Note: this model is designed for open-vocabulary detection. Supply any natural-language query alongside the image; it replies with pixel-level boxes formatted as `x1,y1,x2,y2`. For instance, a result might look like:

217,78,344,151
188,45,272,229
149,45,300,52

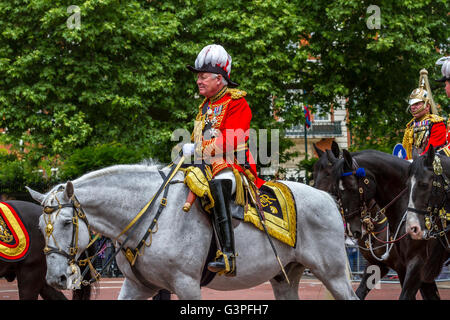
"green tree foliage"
0,0,448,188
0,0,301,166
0,148,57,195
297,156,318,185
58,142,152,180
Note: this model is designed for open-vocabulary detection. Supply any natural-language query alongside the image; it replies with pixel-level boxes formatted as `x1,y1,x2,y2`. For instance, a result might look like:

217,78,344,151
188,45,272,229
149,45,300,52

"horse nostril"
353,231,361,239
59,274,67,284
411,226,418,234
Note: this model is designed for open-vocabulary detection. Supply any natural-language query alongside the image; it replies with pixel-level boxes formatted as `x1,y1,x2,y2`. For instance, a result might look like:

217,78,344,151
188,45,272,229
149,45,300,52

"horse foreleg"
118,277,158,300
270,262,304,300
308,253,358,300
355,264,389,300
419,281,440,300
40,283,67,300
399,256,422,300
171,275,202,300
16,267,43,300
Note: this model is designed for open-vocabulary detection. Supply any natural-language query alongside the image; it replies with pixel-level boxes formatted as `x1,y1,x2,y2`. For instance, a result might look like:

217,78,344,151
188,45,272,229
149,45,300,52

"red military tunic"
402,113,447,159
191,87,265,188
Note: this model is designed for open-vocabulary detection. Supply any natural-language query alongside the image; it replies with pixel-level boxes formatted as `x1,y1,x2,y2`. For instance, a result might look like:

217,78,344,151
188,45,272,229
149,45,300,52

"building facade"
281,98,350,181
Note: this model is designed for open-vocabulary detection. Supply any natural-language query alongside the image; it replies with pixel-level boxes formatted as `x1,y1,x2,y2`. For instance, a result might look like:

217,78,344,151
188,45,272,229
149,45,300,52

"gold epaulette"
428,114,444,123
227,88,247,100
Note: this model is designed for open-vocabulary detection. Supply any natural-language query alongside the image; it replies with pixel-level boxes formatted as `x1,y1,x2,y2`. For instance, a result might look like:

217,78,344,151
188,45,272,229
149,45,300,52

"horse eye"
418,182,429,188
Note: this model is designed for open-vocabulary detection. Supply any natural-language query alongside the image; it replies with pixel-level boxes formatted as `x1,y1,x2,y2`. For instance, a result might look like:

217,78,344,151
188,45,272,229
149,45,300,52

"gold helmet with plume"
407,69,438,115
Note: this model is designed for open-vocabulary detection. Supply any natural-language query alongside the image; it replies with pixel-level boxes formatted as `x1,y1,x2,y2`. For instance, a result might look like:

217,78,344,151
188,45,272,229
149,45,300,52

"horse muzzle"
407,223,424,240
46,258,81,290
66,263,82,290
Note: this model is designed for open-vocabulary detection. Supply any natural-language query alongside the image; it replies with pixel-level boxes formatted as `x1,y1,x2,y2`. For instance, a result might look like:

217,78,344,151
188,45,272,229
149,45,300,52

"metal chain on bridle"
337,159,409,261
407,155,450,249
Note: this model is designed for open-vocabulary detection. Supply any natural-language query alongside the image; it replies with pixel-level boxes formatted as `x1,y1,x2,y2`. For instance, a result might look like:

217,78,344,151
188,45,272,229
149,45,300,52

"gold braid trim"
210,86,228,103
441,146,450,157
402,114,445,159
191,97,207,143
227,88,247,99
232,168,245,206
402,119,414,160
244,169,256,182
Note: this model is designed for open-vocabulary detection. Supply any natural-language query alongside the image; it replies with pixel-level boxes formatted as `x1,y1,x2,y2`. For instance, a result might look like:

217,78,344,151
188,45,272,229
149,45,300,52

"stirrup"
208,250,236,276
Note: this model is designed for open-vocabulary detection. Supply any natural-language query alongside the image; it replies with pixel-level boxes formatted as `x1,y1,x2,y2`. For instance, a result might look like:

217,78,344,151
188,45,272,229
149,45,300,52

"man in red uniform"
402,86,446,159
183,44,264,276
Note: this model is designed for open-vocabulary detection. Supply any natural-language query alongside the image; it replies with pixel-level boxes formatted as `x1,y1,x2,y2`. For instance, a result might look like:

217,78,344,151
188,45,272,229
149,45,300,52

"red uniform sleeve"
421,122,447,155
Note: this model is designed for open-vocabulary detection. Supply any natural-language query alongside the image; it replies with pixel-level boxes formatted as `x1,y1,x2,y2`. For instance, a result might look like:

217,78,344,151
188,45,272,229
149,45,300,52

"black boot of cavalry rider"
207,179,236,276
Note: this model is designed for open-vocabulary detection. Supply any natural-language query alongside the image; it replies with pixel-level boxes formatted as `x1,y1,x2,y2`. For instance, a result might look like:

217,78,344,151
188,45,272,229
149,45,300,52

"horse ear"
26,187,46,204
343,149,353,171
65,181,74,199
425,145,436,167
313,143,324,157
331,141,340,158
326,149,338,164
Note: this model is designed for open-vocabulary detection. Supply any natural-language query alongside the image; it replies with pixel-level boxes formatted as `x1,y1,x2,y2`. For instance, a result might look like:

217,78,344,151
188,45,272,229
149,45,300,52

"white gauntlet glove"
182,143,195,156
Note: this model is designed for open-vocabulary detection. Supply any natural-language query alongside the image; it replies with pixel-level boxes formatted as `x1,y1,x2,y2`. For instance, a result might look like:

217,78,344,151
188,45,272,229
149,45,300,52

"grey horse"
27,162,358,300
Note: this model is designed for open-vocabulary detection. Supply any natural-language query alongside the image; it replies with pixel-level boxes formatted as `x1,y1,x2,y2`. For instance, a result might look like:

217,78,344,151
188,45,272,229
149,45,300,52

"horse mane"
73,159,164,184
408,155,426,176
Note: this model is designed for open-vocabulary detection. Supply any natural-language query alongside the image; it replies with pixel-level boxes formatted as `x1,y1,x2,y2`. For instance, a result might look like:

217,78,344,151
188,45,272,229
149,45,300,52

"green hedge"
58,143,152,181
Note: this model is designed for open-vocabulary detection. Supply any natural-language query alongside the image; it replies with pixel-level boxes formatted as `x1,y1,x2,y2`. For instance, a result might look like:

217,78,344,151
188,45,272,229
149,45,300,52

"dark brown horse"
0,200,92,300
313,145,441,300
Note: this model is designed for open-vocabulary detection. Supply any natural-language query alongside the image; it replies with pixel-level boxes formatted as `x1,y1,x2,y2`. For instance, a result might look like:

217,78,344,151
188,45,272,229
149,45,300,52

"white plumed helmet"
435,56,450,82
187,44,238,87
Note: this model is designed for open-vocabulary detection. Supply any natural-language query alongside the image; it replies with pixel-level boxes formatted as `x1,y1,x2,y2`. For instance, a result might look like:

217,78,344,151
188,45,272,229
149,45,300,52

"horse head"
27,182,91,290
333,150,378,239
313,141,340,192
406,145,450,240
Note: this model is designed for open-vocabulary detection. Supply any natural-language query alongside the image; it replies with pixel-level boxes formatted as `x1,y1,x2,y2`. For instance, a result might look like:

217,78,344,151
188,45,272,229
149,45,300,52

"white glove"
182,143,195,156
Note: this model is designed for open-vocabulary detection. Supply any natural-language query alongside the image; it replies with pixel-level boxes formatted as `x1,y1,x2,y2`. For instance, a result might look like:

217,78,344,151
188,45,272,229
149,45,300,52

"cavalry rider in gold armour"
402,70,447,160
183,44,265,276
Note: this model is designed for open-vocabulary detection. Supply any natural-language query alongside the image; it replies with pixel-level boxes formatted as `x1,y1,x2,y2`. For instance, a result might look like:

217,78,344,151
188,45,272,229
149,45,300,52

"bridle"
337,160,390,233
337,159,409,261
407,155,450,248
42,185,92,267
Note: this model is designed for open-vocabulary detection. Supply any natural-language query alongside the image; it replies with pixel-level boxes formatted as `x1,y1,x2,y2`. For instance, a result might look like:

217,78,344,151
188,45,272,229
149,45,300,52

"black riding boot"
207,179,236,276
